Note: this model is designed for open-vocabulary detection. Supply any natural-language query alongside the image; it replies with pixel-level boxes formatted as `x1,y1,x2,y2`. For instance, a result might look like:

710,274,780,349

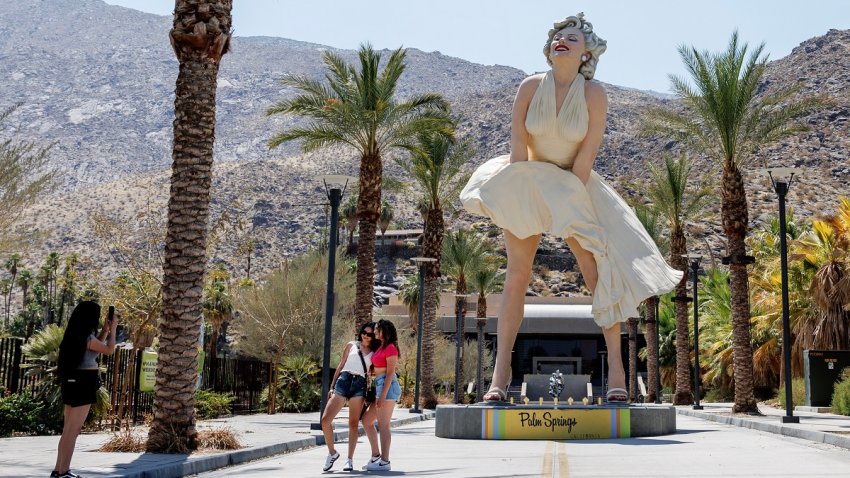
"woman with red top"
320,321,380,472
361,319,401,472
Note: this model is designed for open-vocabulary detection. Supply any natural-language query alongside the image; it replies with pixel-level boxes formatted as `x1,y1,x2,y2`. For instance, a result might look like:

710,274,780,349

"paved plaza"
1,404,849,477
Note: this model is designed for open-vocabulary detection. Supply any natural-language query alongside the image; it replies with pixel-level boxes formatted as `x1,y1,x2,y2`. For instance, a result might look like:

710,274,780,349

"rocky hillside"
4,0,848,296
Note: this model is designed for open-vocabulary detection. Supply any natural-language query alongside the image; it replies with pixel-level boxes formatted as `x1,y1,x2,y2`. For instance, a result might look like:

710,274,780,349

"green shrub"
262,355,321,413
0,392,62,436
195,390,236,419
831,368,850,416
703,387,734,403
777,378,807,409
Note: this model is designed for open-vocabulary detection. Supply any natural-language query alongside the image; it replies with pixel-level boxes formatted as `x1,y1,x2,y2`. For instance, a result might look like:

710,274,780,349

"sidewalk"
676,402,850,450
0,407,435,478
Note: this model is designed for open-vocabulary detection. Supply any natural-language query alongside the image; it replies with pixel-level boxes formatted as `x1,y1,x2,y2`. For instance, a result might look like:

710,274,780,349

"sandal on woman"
482,370,512,402
606,388,629,403
482,387,508,402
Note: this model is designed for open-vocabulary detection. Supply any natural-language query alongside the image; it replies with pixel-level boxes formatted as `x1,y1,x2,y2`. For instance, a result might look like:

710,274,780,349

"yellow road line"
557,442,570,477
541,441,570,477
541,441,554,477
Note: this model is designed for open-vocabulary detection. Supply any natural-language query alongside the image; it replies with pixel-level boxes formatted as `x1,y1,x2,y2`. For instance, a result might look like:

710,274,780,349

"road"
194,414,850,477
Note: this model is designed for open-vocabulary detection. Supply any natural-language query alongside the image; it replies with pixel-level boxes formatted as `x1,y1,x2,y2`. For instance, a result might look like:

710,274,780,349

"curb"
114,411,436,478
677,408,850,451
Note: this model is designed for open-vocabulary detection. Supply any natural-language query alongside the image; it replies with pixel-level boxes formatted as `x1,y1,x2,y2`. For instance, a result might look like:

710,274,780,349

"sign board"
480,408,630,440
803,350,850,406
139,349,158,392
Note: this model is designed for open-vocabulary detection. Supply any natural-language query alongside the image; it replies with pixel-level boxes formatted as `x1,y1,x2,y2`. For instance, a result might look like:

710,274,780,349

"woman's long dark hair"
57,301,101,379
358,321,381,352
376,319,400,359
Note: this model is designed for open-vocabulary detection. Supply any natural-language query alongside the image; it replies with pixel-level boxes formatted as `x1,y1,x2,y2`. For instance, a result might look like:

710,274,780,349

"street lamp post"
599,349,607,398
316,175,355,427
410,257,436,414
764,167,800,424
683,253,703,410
453,294,469,404
654,298,662,404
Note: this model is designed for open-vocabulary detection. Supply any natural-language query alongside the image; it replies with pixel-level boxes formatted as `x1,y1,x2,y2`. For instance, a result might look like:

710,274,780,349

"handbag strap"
356,342,369,377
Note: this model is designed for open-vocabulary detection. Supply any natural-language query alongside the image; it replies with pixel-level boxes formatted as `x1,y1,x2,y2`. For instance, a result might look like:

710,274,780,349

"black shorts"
61,369,101,407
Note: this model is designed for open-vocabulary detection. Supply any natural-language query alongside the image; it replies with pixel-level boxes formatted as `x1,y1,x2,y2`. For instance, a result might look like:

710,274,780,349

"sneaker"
323,451,340,471
342,458,354,471
361,454,381,471
366,459,391,471
50,472,81,478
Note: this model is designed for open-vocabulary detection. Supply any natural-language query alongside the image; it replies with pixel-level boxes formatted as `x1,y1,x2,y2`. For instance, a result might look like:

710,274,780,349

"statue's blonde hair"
543,12,607,80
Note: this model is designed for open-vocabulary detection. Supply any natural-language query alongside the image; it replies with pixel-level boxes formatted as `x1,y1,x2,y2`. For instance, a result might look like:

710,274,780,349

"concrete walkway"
677,402,850,450
2,402,848,478
0,407,435,478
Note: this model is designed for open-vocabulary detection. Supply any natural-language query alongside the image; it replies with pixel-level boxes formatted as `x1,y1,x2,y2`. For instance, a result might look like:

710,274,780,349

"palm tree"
202,265,233,362
379,200,394,237
267,44,452,331
16,269,32,307
794,198,850,351
147,1,232,453
639,154,711,404
632,204,667,402
397,274,421,332
469,258,504,401
442,227,494,400
4,253,20,326
394,131,472,408
341,195,358,248
749,213,807,382
643,32,824,413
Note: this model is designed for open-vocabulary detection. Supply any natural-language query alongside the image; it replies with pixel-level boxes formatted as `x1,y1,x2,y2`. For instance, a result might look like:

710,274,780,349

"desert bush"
195,390,236,419
831,368,850,416
0,392,62,436
262,355,321,413
198,427,242,449
777,377,807,409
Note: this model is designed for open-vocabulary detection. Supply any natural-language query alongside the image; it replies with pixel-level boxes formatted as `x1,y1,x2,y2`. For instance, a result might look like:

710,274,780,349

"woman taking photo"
52,301,117,478
361,319,401,472
321,321,380,472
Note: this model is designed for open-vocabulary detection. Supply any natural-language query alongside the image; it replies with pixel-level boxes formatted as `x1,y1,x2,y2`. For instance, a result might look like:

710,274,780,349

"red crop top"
371,343,398,368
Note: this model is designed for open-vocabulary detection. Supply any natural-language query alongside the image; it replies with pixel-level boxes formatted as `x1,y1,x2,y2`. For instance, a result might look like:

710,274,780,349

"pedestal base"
435,403,676,440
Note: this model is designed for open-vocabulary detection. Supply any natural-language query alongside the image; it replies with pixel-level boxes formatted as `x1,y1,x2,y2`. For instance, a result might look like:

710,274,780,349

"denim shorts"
375,373,401,401
333,371,366,399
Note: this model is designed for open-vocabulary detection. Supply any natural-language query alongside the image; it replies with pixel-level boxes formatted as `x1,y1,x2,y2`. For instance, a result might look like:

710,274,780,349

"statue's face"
549,26,586,63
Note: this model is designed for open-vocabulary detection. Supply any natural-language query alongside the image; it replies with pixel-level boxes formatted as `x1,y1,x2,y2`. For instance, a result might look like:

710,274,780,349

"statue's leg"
565,237,626,394
484,230,540,400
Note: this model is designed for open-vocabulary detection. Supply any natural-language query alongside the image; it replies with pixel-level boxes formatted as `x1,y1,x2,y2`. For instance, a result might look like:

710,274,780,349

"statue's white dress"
460,71,682,328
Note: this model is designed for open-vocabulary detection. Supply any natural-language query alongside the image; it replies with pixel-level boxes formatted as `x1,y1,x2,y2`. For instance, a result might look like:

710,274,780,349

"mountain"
3,0,848,290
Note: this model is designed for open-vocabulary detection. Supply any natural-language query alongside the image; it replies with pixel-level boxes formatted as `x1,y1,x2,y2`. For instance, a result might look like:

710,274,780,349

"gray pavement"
2,403,849,478
194,414,850,477
0,406,434,478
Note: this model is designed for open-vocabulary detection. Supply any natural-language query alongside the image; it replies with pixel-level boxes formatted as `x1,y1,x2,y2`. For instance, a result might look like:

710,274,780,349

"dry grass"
98,428,146,453
198,427,242,450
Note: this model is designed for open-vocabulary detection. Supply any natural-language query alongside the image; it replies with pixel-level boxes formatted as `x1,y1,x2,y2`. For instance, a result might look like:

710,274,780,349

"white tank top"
338,341,372,376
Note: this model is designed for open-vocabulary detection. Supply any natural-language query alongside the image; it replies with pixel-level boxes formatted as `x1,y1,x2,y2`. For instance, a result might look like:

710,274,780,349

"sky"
104,0,849,93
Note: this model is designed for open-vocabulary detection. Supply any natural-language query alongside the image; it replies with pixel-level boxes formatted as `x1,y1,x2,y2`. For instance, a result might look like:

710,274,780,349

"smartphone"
107,305,115,324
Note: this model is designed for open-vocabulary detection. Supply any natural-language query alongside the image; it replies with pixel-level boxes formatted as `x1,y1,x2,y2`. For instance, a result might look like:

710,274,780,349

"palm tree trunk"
454,286,467,398
147,0,232,453
644,296,659,403
671,227,692,405
722,164,758,413
420,208,444,409
476,295,487,402
354,153,382,331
